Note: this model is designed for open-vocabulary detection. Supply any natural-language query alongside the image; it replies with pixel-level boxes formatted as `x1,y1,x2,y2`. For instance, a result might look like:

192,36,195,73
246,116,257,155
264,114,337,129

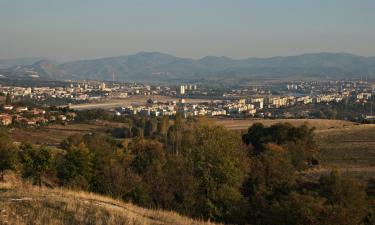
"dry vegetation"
313,124,375,179
0,174,220,225
214,118,375,180
213,118,356,130
8,118,375,180
10,121,118,146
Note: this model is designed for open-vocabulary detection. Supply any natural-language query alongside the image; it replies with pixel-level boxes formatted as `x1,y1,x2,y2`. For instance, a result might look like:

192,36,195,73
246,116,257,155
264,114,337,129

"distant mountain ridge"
0,57,46,68
3,52,375,83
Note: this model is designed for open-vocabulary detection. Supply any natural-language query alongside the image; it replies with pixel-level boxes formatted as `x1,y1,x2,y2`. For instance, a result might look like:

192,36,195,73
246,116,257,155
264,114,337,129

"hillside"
213,118,375,180
0,177,219,225
0,57,45,68
4,52,375,82
2,118,373,224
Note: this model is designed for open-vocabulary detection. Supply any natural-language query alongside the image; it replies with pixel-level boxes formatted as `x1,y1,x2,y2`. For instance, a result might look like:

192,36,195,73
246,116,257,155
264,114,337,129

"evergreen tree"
20,145,53,186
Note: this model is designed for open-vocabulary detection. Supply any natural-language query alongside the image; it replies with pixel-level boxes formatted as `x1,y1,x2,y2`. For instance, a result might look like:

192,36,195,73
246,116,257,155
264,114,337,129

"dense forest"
0,114,374,225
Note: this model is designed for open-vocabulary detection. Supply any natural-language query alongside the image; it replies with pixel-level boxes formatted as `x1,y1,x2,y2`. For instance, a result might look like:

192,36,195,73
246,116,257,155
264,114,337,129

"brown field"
214,118,375,180
69,95,213,110
213,118,356,131
313,124,375,179
0,178,219,225
10,121,124,146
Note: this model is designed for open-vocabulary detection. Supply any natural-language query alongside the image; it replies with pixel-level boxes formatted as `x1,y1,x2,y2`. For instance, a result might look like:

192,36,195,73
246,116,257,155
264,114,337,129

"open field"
214,118,375,180
315,124,375,179
10,121,122,146
316,124,375,166
0,177,219,225
213,118,357,131
69,95,213,110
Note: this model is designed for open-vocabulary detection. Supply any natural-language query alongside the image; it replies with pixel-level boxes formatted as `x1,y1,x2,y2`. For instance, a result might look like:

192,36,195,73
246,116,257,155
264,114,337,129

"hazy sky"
0,0,374,61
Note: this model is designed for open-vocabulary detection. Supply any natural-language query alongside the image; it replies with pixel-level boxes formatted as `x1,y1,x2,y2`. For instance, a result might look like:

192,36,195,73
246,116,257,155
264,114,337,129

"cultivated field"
213,118,356,131
10,121,119,146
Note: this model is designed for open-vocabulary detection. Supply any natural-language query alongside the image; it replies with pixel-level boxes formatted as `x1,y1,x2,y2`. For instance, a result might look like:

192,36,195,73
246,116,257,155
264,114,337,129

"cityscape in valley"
0,78,375,127
1,1,375,225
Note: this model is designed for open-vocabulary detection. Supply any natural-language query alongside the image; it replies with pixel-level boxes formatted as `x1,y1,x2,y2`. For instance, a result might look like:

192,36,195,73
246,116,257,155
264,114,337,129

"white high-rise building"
100,82,106,91
179,85,185,95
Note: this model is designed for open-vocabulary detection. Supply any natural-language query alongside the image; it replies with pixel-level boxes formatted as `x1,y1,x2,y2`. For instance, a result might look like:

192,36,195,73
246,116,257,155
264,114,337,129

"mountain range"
1,52,375,83
0,57,45,69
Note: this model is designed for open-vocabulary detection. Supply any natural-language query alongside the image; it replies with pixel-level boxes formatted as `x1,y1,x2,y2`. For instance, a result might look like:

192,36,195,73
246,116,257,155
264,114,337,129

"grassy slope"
0,181,219,225
313,124,375,180
214,118,375,180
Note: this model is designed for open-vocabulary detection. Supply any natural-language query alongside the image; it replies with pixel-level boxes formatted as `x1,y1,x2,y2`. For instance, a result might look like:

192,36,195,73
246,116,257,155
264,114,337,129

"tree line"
0,115,374,225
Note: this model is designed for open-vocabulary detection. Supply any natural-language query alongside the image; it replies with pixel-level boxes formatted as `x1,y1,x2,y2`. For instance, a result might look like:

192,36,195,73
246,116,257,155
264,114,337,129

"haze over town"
1,1,375,225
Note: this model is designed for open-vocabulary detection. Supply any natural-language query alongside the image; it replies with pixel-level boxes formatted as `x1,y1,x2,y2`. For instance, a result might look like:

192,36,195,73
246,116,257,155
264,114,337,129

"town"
0,79,374,126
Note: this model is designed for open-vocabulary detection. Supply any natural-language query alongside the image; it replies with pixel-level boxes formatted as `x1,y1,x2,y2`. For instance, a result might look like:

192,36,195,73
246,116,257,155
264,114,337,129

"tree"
57,143,92,188
20,145,53,186
169,113,183,154
0,132,17,181
185,123,249,222
265,191,327,225
101,149,139,200
242,144,297,224
242,123,269,153
111,127,132,138
131,126,144,138
125,139,169,207
164,155,197,215
157,116,169,136
144,118,158,137
130,139,165,175
318,171,369,225
5,93,12,105
82,133,116,193
242,123,319,169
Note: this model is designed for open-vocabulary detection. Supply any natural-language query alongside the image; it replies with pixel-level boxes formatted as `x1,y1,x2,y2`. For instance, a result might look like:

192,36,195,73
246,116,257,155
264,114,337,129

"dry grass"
304,124,375,180
0,180,220,225
10,121,120,146
214,118,356,131
214,118,375,180
316,124,375,166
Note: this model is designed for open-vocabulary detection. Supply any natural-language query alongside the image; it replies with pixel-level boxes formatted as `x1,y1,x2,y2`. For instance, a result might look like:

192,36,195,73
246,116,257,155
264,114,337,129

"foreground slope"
0,180,219,225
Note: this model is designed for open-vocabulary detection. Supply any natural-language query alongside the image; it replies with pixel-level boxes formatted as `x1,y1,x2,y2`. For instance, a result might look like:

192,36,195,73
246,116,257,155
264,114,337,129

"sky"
0,0,374,61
